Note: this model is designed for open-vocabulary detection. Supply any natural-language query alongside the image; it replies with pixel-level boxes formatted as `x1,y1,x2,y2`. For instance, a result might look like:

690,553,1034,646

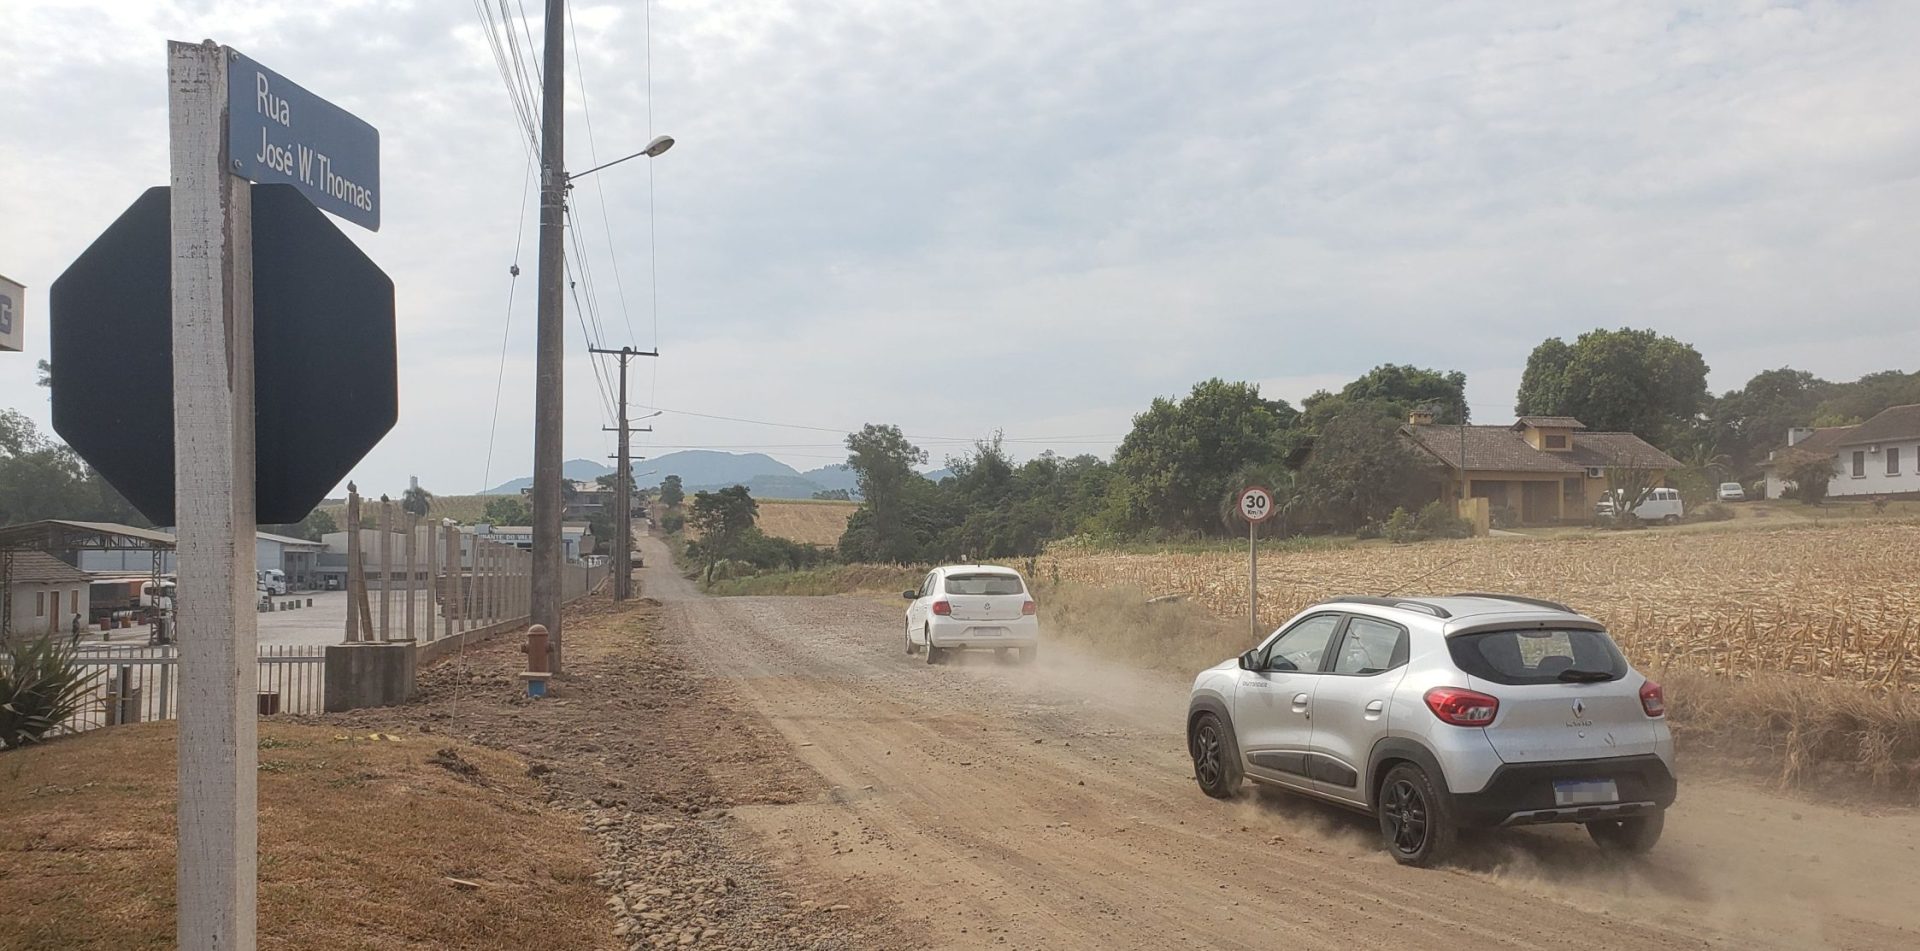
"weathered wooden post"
403,513,417,641
344,485,362,643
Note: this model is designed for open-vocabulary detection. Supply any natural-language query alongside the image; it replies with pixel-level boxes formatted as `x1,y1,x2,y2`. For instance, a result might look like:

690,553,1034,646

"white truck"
257,568,288,595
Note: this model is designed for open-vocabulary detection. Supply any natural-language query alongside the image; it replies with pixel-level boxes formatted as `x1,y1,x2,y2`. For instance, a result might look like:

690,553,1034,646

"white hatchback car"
902,565,1039,665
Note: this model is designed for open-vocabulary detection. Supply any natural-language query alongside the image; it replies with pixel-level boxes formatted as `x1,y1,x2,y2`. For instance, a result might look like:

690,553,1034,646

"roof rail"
1450,591,1574,613
1325,595,1452,619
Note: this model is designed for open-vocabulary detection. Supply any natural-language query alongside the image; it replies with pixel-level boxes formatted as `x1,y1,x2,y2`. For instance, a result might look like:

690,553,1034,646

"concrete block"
323,641,418,712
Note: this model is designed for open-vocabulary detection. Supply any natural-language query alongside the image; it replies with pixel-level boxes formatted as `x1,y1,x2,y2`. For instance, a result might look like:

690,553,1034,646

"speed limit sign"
1239,486,1275,523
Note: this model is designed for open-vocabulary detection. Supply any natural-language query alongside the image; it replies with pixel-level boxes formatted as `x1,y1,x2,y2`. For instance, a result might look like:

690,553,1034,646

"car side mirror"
902,590,918,601
1238,650,1256,671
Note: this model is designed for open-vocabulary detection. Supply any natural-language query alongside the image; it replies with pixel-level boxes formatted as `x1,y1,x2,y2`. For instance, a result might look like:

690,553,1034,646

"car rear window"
943,573,1025,596
1448,629,1628,685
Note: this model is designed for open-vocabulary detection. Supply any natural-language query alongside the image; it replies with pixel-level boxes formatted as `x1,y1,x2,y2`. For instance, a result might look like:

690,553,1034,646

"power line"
479,155,538,493
566,0,637,348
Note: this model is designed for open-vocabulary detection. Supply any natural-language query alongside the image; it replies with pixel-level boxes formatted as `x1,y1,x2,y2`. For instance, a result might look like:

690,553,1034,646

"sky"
4,0,1918,497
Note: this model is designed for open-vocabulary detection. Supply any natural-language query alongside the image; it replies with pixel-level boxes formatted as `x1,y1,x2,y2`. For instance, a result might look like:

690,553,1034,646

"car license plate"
1553,779,1618,806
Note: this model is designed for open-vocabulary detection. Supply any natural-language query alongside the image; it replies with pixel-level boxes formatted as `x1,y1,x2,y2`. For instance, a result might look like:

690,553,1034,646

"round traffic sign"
1239,486,1275,523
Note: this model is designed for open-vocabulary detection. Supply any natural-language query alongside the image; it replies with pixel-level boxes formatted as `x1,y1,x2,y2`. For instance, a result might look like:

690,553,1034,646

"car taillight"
1021,600,1037,616
1424,687,1499,726
931,600,951,616
1639,679,1666,718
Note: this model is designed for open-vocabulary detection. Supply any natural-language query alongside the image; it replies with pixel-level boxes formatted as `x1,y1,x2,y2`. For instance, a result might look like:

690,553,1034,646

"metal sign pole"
169,40,258,950
1248,517,1258,641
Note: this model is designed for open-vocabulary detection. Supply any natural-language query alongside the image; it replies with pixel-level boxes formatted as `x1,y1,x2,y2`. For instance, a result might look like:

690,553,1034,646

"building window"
1891,447,1903,476
1544,434,1567,449
35,591,45,617
1853,451,1866,477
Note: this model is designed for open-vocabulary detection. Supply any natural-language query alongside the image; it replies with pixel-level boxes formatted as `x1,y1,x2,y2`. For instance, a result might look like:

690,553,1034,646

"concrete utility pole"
169,40,259,950
531,0,568,672
591,346,657,601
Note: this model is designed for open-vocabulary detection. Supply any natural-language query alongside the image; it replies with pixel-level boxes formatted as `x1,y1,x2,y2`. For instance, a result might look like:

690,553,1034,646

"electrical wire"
479,154,537,493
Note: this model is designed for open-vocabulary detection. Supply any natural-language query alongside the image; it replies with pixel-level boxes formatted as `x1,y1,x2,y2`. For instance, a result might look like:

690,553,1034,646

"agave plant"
0,633,100,750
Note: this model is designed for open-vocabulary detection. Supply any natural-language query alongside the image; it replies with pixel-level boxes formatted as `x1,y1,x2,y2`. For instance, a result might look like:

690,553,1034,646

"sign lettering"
226,50,380,231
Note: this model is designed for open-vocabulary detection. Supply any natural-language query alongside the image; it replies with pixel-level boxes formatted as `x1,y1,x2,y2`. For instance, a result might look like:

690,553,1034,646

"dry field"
1038,522,1920,691
681,498,857,546
318,492,495,526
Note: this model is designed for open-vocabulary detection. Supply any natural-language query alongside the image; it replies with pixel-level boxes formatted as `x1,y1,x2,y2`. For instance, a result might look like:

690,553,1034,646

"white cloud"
4,0,1918,499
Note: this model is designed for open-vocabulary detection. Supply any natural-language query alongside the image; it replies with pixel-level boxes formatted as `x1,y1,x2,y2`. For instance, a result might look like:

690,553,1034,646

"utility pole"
531,0,568,673
591,345,657,600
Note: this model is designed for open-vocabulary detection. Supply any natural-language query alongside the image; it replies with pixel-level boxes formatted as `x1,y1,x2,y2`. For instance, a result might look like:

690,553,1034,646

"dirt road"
637,536,1920,950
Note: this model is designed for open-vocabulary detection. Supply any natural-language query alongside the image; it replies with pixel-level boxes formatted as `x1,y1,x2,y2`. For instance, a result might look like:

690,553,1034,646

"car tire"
924,626,944,665
1189,712,1243,799
1587,810,1664,854
1377,763,1457,867
905,623,920,656
1663,514,1680,525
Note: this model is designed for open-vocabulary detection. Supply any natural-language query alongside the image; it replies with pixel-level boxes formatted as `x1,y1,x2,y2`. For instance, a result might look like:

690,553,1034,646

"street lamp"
568,135,675,182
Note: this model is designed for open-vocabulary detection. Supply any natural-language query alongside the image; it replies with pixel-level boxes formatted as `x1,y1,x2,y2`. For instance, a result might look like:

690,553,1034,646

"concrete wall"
1830,441,1920,498
6,581,91,639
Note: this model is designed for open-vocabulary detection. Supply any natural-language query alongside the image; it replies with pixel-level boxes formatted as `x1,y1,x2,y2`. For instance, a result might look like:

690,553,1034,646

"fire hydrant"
518,623,552,698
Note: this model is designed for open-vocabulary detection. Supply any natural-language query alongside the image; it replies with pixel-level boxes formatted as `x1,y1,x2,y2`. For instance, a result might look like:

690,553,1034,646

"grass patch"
702,564,924,597
0,721,613,950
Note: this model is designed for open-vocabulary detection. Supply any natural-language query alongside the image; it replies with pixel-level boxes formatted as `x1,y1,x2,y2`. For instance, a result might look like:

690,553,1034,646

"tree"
687,485,758,582
812,488,851,501
839,424,931,563
1297,404,1430,532
658,475,684,509
35,360,51,389
1701,367,1828,475
1781,452,1835,505
401,483,434,517
1111,379,1299,534
1335,364,1470,424
266,507,338,541
1514,328,1709,444
483,495,530,525
0,408,146,526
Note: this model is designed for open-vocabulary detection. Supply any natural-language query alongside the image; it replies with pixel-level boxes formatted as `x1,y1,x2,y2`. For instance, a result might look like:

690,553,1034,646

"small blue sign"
226,50,381,231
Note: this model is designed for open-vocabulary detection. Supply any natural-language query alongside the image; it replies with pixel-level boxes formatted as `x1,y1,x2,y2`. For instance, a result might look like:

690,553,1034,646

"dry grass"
1039,522,1920,691
703,563,922,598
754,499,858,546
0,722,613,951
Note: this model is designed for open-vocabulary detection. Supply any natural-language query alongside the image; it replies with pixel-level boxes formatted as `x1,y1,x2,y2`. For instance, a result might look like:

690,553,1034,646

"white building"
1763,404,1920,500
5,552,92,639
462,523,596,564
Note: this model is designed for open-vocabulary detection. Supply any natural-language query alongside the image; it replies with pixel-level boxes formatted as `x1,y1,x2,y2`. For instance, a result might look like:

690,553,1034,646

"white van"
1596,487,1685,524
257,569,288,595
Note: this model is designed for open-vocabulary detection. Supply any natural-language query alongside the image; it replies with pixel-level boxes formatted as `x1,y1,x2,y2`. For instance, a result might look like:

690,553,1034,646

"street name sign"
227,49,380,231
0,273,22,352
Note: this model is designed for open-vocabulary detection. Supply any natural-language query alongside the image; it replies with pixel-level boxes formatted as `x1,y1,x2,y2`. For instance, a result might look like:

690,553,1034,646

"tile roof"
1761,425,1856,465
7,551,92,585
1403,425,1584,473
1563,433,1684,470
1513,416,1588,430
1403,425,1679,473
1843,403,1920,446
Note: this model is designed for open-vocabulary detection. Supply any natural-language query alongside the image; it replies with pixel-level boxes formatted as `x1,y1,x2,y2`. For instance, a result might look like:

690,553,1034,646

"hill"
485,458,614,495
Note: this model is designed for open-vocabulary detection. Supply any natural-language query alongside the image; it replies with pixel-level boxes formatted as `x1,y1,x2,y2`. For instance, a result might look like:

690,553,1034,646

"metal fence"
15,644,327,737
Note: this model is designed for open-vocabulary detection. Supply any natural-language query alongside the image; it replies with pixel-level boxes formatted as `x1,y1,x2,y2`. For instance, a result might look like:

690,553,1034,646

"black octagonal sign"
50,184,396,525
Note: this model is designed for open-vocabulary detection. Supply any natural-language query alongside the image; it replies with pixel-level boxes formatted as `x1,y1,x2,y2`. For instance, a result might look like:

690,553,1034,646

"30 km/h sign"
1239,486,1276,523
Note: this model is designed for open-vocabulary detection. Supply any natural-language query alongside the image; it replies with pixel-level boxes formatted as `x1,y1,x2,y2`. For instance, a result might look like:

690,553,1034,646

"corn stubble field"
1039,523,1920,692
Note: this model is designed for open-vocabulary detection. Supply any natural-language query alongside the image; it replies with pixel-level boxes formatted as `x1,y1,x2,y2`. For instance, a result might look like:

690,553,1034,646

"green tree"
1112,379,1299,534
36,360,51,389
1335,364,1470,424
266,507,338,541
658,475,684,509
1297,404,1430,532
1781,452,1834,505
482,495,531,525
0,409,146,526
1701,367,1828,475
401,483,434,517
839,424,931,563
1514,328,1709,444
687,485,759,582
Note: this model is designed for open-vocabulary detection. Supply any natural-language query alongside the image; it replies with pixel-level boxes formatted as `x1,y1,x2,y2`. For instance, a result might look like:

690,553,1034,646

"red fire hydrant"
519,623,552,698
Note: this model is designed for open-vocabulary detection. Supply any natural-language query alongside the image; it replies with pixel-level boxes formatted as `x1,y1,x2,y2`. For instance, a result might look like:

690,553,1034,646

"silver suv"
1186,593,1675,866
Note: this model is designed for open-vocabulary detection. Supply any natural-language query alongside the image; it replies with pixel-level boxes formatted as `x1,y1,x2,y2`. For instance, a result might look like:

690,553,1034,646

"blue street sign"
226,50,381,231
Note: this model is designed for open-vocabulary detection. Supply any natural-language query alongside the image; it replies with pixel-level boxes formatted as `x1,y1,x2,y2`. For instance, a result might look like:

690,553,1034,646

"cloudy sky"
4,0,1917,497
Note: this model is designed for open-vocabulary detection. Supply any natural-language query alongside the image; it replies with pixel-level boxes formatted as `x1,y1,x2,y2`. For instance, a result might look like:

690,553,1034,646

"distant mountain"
799,464,861,493
484,458,615,495
922,467,953,483
644,450,801,488
688,474,836,500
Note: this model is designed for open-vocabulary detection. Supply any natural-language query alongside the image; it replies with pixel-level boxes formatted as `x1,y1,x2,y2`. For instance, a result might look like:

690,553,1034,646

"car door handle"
1291,693,1310,716
1364,699,1385,721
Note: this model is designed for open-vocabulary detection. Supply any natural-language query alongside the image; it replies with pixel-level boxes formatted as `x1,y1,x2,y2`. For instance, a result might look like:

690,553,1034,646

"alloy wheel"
1383,779,1429,856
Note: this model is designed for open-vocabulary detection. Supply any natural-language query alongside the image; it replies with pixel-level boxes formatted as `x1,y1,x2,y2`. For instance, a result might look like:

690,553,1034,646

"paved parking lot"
75,590,455,648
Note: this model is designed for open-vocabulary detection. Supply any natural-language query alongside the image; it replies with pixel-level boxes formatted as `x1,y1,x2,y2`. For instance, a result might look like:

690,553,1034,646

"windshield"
943,573,1025,596
1447,628,1628,685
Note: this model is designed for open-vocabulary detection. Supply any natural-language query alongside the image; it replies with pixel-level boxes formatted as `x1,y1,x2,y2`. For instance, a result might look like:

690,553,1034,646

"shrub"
1490,506,1520,530
1383,507,1418,544
660,512,685,534
1414,500,1473,539
1691,502,1734,523
1,634,98,750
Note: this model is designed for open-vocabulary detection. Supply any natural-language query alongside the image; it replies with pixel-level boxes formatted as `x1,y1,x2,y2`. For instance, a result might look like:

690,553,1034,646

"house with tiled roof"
1761,404,1920,500
1398,411,1682,525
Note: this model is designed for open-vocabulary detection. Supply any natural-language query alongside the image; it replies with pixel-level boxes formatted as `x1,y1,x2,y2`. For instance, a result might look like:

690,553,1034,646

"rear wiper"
1556,669,1614,683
